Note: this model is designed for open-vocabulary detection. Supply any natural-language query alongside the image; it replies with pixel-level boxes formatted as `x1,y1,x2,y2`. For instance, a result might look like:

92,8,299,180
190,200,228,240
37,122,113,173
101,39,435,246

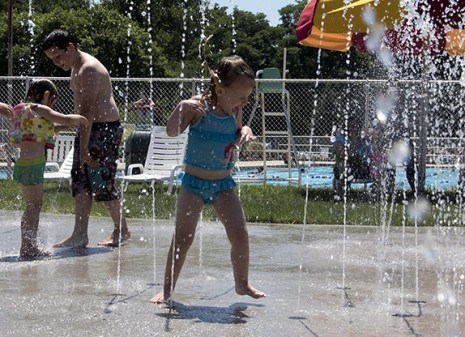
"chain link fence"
1,76,464,185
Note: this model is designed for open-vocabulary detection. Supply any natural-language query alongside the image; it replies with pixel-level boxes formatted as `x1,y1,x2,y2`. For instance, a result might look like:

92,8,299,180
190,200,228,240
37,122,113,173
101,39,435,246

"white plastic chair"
44,147,74,185
46,132,75,171
121,126,188,194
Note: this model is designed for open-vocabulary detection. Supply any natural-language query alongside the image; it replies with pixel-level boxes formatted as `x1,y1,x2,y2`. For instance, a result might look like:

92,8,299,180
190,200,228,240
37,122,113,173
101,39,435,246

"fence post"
418,80,428,193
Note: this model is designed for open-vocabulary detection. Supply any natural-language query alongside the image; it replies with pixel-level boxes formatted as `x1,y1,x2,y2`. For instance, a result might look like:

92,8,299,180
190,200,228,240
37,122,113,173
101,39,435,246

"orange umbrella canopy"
296,0,465,55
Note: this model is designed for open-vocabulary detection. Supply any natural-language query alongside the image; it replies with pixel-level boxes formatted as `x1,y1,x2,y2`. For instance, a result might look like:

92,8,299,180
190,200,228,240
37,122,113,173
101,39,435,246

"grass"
0,179,461,226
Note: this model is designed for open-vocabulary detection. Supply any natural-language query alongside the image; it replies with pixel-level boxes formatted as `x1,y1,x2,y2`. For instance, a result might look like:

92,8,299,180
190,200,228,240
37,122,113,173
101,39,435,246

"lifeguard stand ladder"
255,68,301,185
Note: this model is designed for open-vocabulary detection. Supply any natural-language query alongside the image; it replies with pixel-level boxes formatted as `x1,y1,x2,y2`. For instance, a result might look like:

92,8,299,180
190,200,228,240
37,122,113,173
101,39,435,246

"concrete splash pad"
0,210,464,336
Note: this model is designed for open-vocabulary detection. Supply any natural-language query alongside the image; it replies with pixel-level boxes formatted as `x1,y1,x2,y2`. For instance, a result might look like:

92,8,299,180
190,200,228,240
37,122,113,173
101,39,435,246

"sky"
92,1,295,26
210,0,295,26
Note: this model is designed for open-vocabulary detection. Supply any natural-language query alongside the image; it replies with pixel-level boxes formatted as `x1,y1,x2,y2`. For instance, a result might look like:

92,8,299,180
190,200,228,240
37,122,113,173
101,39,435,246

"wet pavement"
0,210,464,337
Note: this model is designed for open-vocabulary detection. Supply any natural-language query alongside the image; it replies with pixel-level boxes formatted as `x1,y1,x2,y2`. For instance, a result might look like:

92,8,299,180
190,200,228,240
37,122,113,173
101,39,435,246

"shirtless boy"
43,29,130,247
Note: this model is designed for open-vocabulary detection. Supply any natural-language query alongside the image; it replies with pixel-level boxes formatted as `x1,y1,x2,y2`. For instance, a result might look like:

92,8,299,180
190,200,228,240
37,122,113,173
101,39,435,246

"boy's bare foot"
150,290,170,304
20,247,51,259
53,235,89,248
236,284,267,299
97,228,131,247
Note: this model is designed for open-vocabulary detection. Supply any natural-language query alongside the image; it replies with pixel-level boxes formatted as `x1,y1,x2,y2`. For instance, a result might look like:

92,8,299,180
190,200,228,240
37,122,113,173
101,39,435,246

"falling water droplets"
421,230,438,265
460,59,465,87
330,125,337,142
407,197,430,223
366,26,382,51
376,110,388,123
437,279,457,306
389,140,411,166
362,5,376,26
26,0,36,75
375,90,397,124
378,48,395,67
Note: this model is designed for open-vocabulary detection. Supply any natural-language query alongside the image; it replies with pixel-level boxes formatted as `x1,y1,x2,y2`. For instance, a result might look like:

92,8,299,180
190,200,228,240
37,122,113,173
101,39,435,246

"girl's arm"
234,107,255,145
35,104,90,166
35,106,89,164
0,102,13,120
166,96,204,137
238,125,255,144
54,125,77,133
33,104,88,128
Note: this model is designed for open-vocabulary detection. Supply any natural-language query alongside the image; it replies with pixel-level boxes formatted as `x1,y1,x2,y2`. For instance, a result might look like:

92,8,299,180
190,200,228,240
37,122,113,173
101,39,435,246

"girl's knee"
229,229,249,247
174,231,196,247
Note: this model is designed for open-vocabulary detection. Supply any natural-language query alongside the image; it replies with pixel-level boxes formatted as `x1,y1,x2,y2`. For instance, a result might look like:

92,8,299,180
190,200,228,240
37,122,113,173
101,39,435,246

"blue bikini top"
184,103,238,171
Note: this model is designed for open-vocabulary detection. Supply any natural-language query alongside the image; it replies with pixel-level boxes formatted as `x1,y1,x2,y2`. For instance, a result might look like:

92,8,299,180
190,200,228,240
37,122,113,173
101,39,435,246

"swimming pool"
233,165,460,190
1,166,458,191
0,170,8,180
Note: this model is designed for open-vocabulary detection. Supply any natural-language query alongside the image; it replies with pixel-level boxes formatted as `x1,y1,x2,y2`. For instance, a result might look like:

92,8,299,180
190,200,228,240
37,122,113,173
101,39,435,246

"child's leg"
151,189,203,303
20,184,48,257
54,191,92,248
98,199,131,247
213,190,266,299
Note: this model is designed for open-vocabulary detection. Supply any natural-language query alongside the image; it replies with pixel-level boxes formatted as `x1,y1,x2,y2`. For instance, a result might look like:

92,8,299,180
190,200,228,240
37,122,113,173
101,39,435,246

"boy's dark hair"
42,29,77,51
26,79,58,103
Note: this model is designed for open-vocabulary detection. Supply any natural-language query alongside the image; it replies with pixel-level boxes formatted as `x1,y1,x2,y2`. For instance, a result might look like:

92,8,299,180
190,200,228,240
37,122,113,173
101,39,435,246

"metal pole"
418,82,427,193
7,0,14,104
418,39,429,194
4,0,15,179
7,0,13,77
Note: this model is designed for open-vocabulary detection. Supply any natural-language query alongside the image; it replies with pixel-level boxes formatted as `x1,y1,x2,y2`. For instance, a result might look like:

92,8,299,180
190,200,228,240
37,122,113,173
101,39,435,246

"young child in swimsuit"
0,79,88,258
151,47,266,304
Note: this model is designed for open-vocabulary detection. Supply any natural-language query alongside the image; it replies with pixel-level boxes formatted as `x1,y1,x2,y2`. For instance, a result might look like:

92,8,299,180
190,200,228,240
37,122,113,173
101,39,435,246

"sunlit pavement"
0,210,463,337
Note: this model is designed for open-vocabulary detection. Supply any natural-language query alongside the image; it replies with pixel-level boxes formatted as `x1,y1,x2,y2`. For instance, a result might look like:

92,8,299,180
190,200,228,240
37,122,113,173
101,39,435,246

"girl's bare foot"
20,247,51,259
150,290,170,304
236,284,267,299
53,235,89,248
97,228,131,247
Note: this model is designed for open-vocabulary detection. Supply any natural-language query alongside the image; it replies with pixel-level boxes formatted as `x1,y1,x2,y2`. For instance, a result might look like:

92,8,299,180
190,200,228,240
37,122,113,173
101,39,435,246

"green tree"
0,3,168,77
100,0,206,77
0,0,377,79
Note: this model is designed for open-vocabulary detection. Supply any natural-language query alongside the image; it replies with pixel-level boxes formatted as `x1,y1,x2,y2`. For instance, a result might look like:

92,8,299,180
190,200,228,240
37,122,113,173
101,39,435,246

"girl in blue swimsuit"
151,48,266,304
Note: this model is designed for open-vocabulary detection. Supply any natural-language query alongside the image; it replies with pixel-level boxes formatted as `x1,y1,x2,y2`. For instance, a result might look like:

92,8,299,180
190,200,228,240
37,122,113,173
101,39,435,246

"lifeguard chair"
253,67,301,184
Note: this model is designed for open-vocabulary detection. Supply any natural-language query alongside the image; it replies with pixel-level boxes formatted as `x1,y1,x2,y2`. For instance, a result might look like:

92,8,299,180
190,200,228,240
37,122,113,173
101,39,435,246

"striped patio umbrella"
296,0,465,55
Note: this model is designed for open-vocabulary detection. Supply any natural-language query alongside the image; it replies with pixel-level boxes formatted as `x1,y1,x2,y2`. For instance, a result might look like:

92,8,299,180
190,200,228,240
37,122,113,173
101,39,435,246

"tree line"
0,0,379,79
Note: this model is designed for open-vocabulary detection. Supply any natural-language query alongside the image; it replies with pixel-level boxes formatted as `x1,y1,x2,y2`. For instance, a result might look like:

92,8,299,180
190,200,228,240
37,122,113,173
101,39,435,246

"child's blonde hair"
201,37,255,104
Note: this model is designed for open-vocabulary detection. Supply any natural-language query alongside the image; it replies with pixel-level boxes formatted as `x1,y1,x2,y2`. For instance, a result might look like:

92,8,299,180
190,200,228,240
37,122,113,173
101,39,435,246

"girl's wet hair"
26,79,58,103
201,36,255,103
42,29,77,51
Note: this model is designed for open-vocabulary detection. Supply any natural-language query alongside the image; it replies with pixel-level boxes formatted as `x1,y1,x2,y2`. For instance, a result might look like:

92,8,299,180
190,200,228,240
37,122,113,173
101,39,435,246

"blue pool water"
233,165,460,190
1,166,458,190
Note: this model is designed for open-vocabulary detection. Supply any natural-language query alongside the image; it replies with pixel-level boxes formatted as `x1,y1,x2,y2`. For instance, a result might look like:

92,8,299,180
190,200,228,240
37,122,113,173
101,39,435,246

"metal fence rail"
1,76,463,186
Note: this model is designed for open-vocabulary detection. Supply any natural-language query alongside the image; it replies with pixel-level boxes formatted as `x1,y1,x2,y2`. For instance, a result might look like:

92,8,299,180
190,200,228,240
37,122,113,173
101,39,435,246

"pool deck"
0,210,464,337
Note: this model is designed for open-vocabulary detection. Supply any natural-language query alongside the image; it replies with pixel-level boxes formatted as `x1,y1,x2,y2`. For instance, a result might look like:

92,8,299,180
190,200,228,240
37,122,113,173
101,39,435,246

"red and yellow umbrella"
296,0,465,55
